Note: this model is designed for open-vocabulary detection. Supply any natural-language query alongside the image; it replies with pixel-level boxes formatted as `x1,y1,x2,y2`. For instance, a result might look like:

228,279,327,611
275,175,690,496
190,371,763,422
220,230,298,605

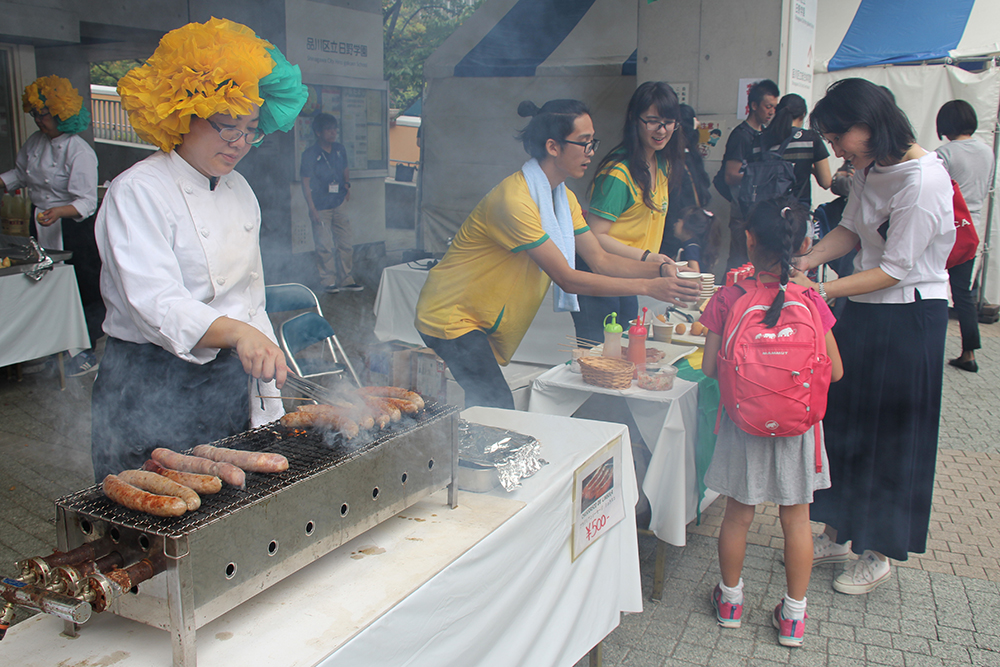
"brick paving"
2,287,999,666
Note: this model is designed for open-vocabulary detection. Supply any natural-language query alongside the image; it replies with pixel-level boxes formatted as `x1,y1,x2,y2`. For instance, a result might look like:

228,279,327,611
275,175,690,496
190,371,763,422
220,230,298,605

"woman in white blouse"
792,78,954,596
0,75,101,375
90,18,307,480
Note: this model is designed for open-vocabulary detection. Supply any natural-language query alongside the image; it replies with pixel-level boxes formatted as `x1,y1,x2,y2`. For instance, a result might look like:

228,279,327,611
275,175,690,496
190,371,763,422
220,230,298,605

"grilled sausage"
376,396,420,415
142,460,223,495
360,386,425,411
279,406,359,438
118,469,201,511
191,445,289,474
102,474,187,517
150,448,246,490
361,396,401,422
298,403,376,431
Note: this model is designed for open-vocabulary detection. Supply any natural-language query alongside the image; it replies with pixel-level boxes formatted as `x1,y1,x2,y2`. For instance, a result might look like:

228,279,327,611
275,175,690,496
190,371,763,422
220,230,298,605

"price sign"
571,435,625,561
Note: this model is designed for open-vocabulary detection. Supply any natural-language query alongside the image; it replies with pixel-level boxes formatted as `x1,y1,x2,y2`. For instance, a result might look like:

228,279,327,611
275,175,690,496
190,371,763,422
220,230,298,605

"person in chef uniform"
0,75,102,376
90,18,308,481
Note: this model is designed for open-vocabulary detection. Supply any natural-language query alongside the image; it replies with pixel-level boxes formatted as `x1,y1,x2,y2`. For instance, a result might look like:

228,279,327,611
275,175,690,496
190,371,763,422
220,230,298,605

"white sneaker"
813,533,851,565
779,532,851,567
833,550,891,595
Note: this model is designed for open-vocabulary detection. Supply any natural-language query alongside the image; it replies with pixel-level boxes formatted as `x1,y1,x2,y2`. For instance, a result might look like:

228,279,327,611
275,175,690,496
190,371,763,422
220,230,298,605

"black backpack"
735,130,799,216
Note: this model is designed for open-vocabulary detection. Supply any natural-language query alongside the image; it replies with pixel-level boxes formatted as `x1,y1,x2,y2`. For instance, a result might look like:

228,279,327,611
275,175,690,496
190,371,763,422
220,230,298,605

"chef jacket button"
201,229,209,238
184,186,193,194
216,277,226,286
250,271,259,280
244,222,254,231
249,308,257,317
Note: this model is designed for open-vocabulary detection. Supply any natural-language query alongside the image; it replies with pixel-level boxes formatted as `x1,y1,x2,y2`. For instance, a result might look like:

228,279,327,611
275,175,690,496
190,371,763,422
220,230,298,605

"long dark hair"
809,78,915,166
762,94,807,150
516,99,591,161
745,196,809,328
591,81,685,210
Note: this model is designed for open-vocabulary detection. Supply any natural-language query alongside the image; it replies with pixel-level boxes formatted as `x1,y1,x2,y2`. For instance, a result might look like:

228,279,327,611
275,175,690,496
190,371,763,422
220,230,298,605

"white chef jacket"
841,152,955,304
0,131,99,251
96,150,283,425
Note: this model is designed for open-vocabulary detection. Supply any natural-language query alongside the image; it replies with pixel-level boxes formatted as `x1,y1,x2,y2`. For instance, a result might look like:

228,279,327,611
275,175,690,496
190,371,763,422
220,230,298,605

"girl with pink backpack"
701,197,843,647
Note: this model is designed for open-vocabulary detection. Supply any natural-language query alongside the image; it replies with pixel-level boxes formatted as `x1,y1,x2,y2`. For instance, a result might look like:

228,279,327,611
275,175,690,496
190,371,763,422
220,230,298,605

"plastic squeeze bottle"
626,307,649,379
603,312,623,359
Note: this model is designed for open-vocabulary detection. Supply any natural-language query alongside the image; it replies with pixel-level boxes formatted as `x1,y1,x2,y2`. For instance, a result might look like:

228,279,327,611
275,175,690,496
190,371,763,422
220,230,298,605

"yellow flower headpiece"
22,75,84,122
118,17,277,152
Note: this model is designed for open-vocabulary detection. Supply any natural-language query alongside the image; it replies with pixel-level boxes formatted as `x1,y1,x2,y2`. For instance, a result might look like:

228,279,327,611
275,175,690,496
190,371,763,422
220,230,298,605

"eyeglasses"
563,138,600,155
207,119,265,146
30,109,51,120
639,117,677,132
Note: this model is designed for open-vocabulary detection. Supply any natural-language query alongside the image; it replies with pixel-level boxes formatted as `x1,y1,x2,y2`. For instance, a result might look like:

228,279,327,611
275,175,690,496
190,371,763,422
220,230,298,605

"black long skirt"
810,295,947,561
91,337,250,481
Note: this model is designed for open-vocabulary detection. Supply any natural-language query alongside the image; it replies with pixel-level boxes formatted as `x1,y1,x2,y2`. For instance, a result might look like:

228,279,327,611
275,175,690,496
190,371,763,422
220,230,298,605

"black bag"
736,130,799,216
712,161,732,202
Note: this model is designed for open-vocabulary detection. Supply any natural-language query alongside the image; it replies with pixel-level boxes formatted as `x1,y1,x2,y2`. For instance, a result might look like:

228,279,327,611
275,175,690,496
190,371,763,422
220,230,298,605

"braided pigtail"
747,197,809,328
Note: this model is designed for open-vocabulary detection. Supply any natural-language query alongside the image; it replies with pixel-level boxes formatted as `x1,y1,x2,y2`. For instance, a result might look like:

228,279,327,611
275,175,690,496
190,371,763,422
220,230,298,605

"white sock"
782,594,807,620
719,578,744,605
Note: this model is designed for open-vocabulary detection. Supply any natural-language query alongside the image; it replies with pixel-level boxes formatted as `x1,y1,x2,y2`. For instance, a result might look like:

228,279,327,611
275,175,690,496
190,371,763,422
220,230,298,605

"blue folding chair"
279,312,362,387
265,283,324,317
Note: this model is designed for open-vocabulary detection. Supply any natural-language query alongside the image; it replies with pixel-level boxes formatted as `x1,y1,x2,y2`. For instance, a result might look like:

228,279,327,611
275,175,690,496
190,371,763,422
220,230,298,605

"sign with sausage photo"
572,435,625,561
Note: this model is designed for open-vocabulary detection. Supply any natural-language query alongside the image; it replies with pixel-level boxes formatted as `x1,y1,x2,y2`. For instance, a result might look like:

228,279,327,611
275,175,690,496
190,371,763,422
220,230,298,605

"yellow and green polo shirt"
588,152,670,253
415,171,589,365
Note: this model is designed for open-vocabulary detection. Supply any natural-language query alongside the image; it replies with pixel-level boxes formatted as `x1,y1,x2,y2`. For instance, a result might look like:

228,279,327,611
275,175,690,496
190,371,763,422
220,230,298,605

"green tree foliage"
384,0,484,111
89,60,145,87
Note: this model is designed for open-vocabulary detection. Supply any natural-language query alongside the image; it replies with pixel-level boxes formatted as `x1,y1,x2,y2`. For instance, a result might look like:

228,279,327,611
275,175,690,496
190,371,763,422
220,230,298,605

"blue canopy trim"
454,0,598,77
622,49,637,76
828,0,974,71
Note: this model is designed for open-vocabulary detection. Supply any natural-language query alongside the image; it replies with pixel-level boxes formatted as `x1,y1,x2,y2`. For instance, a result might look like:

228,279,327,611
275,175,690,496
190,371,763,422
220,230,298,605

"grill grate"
58,401,459,538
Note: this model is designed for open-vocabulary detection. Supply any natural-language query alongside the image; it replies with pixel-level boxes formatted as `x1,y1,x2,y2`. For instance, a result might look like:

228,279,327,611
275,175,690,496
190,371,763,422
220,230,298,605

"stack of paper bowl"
699,273,716,299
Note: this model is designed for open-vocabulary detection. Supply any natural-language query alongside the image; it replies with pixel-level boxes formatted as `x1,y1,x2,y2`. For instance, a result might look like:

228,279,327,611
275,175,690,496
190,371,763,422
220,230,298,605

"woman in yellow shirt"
572,82,687,343
415,99,699,408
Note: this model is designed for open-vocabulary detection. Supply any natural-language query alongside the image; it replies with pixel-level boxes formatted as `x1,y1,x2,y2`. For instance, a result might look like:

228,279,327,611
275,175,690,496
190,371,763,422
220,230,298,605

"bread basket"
578,356,634,390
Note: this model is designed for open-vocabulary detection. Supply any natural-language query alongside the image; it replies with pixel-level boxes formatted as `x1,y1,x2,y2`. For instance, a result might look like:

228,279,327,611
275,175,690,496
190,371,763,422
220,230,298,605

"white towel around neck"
520,158,579,312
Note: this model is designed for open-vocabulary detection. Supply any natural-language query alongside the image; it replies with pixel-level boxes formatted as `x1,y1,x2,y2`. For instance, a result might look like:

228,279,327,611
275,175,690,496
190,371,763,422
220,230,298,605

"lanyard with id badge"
321,149,341,194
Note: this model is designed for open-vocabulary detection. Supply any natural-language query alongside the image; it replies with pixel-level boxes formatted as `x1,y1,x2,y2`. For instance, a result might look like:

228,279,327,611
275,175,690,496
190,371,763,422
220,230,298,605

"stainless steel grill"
49,400,460,667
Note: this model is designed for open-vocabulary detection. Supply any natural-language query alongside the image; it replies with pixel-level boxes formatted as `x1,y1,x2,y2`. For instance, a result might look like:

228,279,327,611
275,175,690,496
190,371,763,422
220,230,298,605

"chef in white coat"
1,75,103,376
91,18,308,480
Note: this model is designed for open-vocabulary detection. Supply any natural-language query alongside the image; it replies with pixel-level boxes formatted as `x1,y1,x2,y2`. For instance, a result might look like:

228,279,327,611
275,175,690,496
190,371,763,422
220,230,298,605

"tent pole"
977,83,1000,313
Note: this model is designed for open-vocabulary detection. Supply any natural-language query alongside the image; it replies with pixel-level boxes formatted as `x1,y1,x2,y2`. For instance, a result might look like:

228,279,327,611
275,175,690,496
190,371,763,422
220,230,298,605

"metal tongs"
665,305,695,323
23,237,53,282
282,374,354,407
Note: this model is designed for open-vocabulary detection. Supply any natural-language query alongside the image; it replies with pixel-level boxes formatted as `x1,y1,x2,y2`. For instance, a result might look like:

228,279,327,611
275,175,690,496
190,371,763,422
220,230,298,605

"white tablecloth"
529,364,717,547
373,263,576,366
3,410,642,667
0,264,89,367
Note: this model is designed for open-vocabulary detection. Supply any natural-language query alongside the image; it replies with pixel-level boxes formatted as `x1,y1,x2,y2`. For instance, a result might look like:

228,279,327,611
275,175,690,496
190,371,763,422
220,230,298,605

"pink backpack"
715,279,832,471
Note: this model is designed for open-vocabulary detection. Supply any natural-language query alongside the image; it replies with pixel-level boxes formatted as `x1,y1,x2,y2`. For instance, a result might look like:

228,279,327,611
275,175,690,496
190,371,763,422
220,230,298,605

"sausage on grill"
191,445,289,474
142,460,223,495
297,403,375,431
280,406,359,439
361,396,401,422
102,474,187,517
150,448,246,490
359,386,425,411
117,469,201,511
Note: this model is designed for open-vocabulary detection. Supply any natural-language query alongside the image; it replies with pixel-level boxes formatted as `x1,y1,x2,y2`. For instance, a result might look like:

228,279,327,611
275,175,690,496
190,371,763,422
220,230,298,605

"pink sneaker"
772,600,807,647
712,584,743,628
